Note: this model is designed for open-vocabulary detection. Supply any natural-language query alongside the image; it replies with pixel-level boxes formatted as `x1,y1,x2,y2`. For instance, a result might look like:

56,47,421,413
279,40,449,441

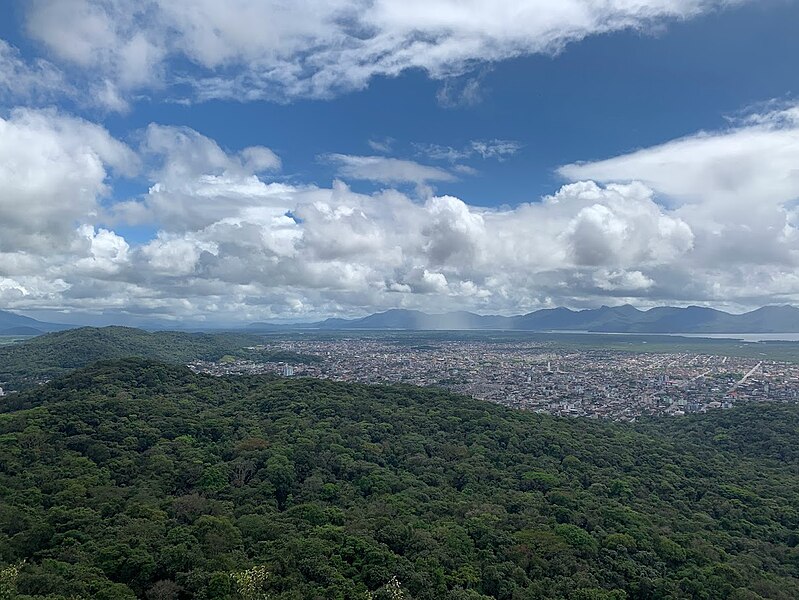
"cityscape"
189,336,799,421
4,1,799,597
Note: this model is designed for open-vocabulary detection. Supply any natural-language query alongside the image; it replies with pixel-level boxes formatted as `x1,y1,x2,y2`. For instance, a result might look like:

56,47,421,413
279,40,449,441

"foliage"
1,359,798,599
0,327,315,390
0,562,22,600
230,565,269,599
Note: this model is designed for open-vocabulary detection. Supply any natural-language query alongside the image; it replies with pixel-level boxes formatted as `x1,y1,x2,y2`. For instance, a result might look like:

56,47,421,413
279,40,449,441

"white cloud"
470,140,523,160
0,108,143,313
240,146,282,172
559,101,799,272
21,0,749,104
142,124,280,182
0,108,137,253
413,270,450,294
141,234,217,276
594,269,655,292
6,105,799,322
559,103,799,208
368,138,394,154
0,39,68,101
415,144,471,162
26,0,164,84
100,153,697,320
114,124,288,231
324,154,457,185
74,225,130,275
554,182,694,267
416,139,522,163
436,76,484,108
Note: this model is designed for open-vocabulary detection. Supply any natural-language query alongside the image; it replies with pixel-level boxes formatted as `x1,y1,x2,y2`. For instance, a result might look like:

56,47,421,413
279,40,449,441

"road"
728,361,762,393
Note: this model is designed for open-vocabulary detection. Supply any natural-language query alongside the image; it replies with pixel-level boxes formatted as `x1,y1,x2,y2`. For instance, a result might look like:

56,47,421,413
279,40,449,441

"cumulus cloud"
1,115,694,319
593,269,655,292
74,226,131,275
21,0,749,105
0,108,136,253
109,124,289,232
552,182,694,266
143,124,280,182
141,234,217,276
559,101,799,272
98,136,698,320
6,103,799,322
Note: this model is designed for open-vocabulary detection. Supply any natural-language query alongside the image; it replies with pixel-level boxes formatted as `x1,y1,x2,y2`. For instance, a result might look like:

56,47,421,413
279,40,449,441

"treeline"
0,327,316,390
1,359,798,599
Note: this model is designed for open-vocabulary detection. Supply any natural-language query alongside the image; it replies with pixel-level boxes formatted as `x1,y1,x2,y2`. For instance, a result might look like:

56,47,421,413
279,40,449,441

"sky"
1,0,799,326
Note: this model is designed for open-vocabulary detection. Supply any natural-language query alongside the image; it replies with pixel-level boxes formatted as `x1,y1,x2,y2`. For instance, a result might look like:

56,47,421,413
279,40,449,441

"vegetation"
0,327,315,390
1,359,798,599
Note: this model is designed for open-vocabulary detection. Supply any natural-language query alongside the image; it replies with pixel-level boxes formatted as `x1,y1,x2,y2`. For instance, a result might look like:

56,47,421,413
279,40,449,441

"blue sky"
1,0,799,325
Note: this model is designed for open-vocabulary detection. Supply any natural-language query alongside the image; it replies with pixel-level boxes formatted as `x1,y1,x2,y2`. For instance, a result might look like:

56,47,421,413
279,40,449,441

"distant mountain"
584,305,799,333
731,305,799,333
250,309,514,331
0,309,72,334
319,309,513,330
250,305,799,333
511,305,643,331
0,326,46,336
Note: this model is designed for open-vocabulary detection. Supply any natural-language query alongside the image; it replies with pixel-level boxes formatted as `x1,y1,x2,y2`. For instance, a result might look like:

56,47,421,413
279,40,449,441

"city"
188,336,799,421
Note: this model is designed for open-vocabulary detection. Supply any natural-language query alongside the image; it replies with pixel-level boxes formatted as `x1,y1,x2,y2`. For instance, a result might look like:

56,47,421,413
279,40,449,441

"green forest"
0,328,314,390
1,359,798,599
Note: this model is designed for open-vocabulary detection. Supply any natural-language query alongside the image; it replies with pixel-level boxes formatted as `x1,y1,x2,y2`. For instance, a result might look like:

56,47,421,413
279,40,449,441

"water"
549,330,799,343
670,333,799,342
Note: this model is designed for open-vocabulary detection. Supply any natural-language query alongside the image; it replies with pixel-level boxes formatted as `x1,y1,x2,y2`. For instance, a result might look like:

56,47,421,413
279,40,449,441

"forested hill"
1,359,798,599
0,327,310,390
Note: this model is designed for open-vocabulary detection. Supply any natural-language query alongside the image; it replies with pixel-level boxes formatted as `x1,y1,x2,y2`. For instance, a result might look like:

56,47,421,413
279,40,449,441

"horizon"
5,302,799,330
5,5,799,596
2,1,799,323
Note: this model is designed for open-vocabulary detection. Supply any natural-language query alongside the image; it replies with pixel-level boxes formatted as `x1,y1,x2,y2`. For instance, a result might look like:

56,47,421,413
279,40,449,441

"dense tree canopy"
1,359,798,599
0,328,313,390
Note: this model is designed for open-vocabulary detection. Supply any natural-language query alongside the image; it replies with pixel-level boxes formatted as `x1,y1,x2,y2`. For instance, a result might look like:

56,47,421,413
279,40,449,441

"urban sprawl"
189,337,799,421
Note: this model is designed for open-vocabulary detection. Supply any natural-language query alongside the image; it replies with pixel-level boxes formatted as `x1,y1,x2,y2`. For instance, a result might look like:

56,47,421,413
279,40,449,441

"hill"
0,326,45,336
0,309,72,333
251,305,799,333
0,326,312,390
1,359,798,599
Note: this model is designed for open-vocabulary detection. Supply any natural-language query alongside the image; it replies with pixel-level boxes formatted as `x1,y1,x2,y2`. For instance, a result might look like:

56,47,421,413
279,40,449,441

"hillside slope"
1,359,797,599
0,327,309,390
0,309,71,333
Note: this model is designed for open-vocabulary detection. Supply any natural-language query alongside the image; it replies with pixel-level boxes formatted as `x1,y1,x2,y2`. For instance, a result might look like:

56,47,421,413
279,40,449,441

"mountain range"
5,305,799,335
251,304,799,334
